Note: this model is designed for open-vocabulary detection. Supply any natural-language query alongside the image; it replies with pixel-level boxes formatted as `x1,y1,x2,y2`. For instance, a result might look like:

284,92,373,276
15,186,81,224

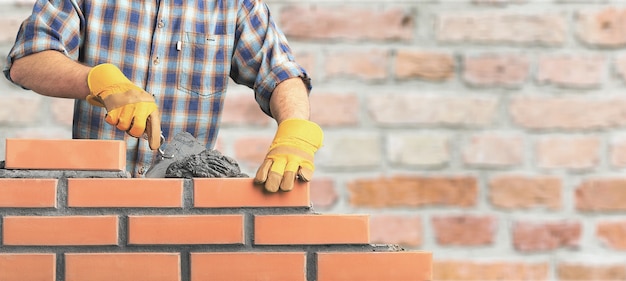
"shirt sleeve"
3,0,84,85
230,0,311,117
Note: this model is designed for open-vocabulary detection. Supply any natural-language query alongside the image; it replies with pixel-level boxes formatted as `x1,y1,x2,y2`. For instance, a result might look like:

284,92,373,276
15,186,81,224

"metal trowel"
144,131,207,178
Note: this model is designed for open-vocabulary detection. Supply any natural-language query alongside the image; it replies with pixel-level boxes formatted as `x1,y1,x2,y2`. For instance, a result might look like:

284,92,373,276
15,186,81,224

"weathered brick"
309,177,338,210
436,12,566,45
537,54,605,88
576,178,626,212
191,252,306,281
535,136,600,170
576,7,626,47
318,252,432,281
324,48,388,81
370,215,422,247
254,214,369,245
434,260,550,281
597,220,626,250
432,215,496,246
368,94,498,127
510,96,626,130
348,176,478,208
463,53,530,87
233,136,272,167
489,175,562,210
387,133,449,167
220,92,271,127
462,133,524,167
0,253,55,281
394,50,455,81
315,133,381,169
309,92,359,127
610,136,626,168
513,220,581,252
558,263,626,281
280,5,414,41
65,253,180,281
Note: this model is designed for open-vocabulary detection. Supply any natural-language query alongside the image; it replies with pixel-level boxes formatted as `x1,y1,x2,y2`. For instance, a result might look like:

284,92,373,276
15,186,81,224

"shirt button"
138,166,145,175
157,20,165,28
153,57,160,65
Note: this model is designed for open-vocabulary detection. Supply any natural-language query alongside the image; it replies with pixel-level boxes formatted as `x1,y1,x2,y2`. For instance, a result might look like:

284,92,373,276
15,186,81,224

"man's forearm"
9,50,91,99
269,77,310,123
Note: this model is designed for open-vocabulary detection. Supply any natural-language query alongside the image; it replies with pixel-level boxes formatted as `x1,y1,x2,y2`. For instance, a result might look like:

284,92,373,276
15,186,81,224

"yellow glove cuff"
270,118,323,154
86,63,140,107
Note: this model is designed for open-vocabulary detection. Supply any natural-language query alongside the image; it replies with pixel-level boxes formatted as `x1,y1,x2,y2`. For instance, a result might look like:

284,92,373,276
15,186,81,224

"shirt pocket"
177,32,232,97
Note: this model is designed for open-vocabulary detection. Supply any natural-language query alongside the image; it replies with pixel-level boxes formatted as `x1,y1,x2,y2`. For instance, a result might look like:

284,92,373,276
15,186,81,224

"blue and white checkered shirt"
4,0,310,177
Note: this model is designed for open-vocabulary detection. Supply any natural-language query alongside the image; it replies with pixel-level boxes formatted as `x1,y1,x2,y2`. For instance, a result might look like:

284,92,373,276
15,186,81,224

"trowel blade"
144,132,207,178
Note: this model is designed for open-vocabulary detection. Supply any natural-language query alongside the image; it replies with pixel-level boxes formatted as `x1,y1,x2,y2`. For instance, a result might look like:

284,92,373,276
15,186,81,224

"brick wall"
3,0,626,280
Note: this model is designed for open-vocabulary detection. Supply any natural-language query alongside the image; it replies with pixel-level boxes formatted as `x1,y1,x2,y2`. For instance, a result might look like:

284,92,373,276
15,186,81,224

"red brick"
280,5,414,41
510,95,626,130
610,137,626,168
220,92,271,126
2,216,118,246
463,53,529,87
537,54,605,88
513,220,581,252
317,252,432,281
309,177,338,210
394,50,454,81
309,92,359,127
432,215,497,246
535,136,600,170
597,220,626,250
0,178,57,208
5,139,126,171
436,12,566,45
65,253,180,281
576,178,626,211
128,215,244,245
489,175,562,210
232,136,272,166
576,7,626,47
254,214,369,245
193,178,310,208
434,260,550,280
387,134,450,167
67,178,183,207
348,176,478,208
190,252,306,281
368,94,498,126
0,253,56,281
370,215,422,247
462,133,524,167
558,262,626,280
324,48,388,80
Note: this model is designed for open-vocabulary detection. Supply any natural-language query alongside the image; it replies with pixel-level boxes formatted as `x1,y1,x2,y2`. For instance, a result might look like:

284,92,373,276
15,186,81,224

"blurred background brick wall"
3,0,626,280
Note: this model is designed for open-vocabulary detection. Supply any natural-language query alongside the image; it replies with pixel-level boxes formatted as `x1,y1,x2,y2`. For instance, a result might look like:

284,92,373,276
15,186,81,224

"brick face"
489,175,562,210
512,220,581,252
432,215,497,246
576,178,626,211
3,216,118,246
394,50,455,81
576,7,626,47
537,54,605,88
462,53,530,87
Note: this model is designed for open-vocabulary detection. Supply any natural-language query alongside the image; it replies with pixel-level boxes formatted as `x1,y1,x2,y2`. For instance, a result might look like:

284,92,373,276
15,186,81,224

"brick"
615,54,626,82
394,50,454,81
233,136,272,166
193,178,310,208
0,95,42,125
576,7,626,47
462,133,524,167
537,54,605,88
67,178,183,207
436,12,566,45
558,263,626,280
128,215,244,245
489,175,562,210
368,94,498,127
535,136,600,170
610,136,626,168
597,220,626,250
510,96,626,130
0,253,55,281
280,5,413,41
324,48,388,80
65,253,180,281
348,176,478,208
254,214,369,245
434,260,550,280
577,178,626,211
462,53,530,87
309,177,338,210
293,50,317,79
432,215,497,246
315,133,381,169
309,92,359,127
387,133,449,167
513,220,581,252
2,216,118,246
220,92,271,126
370,215,422,247
190,252,306,281
5,139,126,171
50,98,74,126
0,178,57,208
317,252,432,281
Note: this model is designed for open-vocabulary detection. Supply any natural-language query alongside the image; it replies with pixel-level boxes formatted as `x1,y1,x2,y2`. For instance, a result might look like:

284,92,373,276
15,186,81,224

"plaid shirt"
5,0,310,177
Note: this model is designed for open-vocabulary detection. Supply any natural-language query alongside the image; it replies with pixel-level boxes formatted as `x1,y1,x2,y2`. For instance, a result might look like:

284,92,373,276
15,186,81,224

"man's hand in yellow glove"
254,119,323,192
86,63,161,150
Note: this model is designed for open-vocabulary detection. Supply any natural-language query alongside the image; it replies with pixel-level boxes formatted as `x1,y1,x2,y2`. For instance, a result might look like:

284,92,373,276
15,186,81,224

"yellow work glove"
86,63,161,150
254,119,323,192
